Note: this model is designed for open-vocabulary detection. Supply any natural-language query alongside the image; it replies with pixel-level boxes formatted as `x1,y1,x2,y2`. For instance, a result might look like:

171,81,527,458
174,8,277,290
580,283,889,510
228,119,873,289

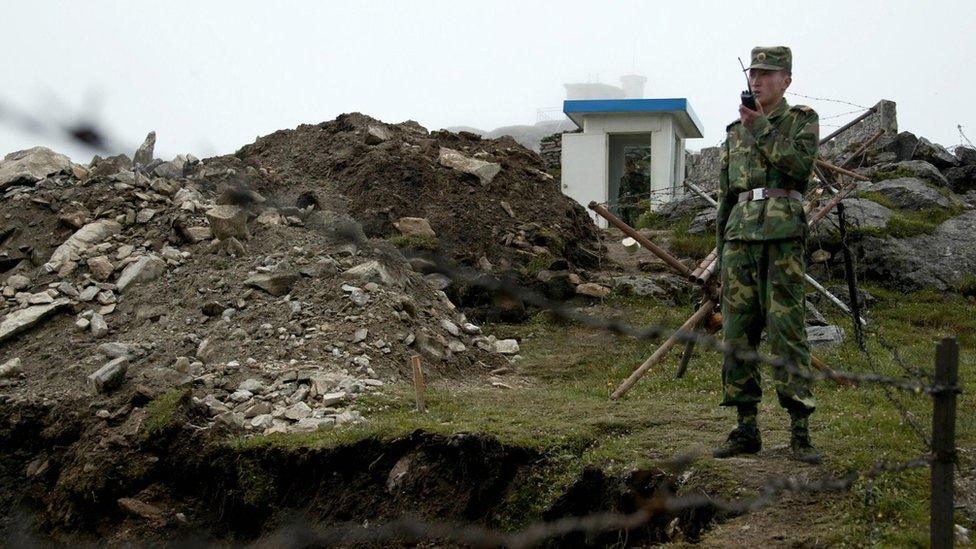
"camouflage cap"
748,46,792,73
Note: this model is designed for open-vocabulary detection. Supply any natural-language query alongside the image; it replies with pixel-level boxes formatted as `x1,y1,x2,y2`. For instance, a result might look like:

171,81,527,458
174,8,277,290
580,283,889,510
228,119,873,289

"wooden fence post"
411,355,427,413
931,337,959,549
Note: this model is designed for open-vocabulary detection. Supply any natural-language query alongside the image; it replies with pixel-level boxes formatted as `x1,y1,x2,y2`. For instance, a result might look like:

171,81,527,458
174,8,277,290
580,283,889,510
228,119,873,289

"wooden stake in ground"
930,337,959,549
411,355,427,413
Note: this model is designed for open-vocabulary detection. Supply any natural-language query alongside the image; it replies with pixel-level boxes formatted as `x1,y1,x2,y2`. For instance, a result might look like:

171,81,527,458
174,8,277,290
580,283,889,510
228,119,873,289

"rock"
133,131,156,166
291,417,334,432
462,322,481,335
862,178,954,211
27,292,55,305
75,317,90,331
0,299,71,344
320,391,348,406
250,414,274,429
196,338,216,362
352,328,368,343
813,198,893,241
335,410,362,425
117,497,164,522
6,274,30,291
393,217,436,238
575,282,611,298
806,325,844,348
152,161,182,179
90,313,109,338
868,160,948,187
229,390,253,403
97,342,141,360
206,205,250,241
611,276,666,297
343,260,401,287
805,301,828,327
438,147,502,186
238,378,265,393
365,124,392,145
215,411,246,429
245,272,298,297
87,256,115,281
494,339,520,355
43,220,122,272
424,273,451,291
944,165,976,194
184,226,213,243
955,146,976,166
116,255,167,291
200,395,229,416
243,402,272,418
440,319,460,337
150,178,178,196
913,137,958,169
87,357,128,394
78,286,100,302
0,357,22,379
283,401,312,421
59,211,89,229
173,356,191,373
0,147,73,189
136,208,156,224
881,131,918,162
860,211,976,290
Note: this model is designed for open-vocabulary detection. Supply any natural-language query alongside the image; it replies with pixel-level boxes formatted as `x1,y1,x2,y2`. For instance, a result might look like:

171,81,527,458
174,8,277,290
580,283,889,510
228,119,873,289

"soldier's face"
748,69,792,109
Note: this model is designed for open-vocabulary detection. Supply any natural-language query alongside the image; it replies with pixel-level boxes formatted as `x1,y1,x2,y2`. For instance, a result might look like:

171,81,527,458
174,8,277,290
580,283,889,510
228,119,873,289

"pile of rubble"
0,131,526,437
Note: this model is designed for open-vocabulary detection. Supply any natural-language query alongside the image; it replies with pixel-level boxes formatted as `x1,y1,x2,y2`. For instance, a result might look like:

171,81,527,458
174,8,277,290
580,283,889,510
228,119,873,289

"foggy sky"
3,0,974,162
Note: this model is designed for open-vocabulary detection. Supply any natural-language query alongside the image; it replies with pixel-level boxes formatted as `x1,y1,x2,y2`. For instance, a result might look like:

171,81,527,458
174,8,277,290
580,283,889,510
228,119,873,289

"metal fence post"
931,337,959,548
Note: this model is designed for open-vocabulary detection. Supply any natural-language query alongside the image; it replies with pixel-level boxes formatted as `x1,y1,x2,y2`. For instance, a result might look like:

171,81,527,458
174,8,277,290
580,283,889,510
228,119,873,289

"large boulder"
0,298,71,344
43,220,122,273
134,131,156,166
859,210,976,291
913,137,958,169
206,205,250,241
944,165,976,194
864,160,947,187
116,255,167,291
860,178,955,211
686,208,717,235
656,192,713,223
812,197,893,240
437,147,501,186
880,131,918,162
955,146,976,166
0,147,73,189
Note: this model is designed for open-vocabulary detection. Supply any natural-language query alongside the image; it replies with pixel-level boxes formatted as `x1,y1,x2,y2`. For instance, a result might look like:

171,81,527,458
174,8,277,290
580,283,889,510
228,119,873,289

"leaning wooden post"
411,355,427,413
611,299,715,400
931,337,959,549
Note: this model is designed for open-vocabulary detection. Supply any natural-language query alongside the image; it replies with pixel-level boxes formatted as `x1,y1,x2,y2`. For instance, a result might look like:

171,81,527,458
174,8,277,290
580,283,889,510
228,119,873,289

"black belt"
738,188,804,203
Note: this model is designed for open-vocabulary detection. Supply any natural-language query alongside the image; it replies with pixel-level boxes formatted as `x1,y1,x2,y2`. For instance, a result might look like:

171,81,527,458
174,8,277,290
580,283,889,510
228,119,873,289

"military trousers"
719,239,815,414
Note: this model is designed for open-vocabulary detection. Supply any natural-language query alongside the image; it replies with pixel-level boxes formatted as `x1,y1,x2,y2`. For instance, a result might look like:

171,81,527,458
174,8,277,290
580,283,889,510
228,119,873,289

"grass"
388,233,439,251
230,281,975,545
140,387,190,442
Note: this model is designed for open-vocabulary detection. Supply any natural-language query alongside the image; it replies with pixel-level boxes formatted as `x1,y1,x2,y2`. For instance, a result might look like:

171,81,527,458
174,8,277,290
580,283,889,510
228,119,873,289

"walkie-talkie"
738,57,757,111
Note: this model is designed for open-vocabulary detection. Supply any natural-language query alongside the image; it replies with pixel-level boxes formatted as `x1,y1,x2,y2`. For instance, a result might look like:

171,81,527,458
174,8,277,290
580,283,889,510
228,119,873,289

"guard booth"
560,98,703,227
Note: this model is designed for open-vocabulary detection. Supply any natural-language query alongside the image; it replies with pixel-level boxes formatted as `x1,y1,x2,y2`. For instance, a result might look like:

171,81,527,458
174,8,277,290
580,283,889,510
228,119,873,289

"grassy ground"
240,286,975,545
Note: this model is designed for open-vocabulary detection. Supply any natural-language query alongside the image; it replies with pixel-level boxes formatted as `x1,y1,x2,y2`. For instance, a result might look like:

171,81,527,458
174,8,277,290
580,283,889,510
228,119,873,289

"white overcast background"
3,0,974,162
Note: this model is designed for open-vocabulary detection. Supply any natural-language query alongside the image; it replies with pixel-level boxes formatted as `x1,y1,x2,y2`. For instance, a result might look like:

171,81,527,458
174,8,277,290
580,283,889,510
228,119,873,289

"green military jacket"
716,99,819,259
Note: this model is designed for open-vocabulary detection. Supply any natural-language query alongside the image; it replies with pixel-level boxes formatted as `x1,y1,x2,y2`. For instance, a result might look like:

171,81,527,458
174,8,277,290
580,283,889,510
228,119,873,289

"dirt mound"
211,113,603,280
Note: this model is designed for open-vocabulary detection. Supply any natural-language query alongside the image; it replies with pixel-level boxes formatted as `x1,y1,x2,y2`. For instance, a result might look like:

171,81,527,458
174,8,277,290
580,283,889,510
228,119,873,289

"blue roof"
563,98,703,138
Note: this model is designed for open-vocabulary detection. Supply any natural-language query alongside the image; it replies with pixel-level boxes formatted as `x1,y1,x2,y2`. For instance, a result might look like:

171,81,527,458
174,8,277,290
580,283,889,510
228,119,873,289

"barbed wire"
786,92,870,110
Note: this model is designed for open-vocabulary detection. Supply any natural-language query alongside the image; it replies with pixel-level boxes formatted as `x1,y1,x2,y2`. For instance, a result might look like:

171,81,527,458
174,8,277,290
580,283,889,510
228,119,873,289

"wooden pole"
816,159,871,181
611,299,715,400
930,337,959,549
588,202,693,278
411,355,427,413
819,106,877,145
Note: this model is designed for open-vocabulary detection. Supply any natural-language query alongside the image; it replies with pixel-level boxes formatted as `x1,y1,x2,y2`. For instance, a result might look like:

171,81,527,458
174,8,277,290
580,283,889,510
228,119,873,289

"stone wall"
684,146,722,191
540,130,580,171
819,99,898,159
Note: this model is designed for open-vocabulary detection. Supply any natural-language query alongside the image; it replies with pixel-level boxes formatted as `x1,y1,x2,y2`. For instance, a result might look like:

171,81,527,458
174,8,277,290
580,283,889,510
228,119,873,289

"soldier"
618,156,646,227
712,46,821,464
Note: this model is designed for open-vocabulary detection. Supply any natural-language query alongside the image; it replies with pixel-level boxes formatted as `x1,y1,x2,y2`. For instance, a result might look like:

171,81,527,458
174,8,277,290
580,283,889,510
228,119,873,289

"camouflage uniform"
619,168,646,227
714,46,821,462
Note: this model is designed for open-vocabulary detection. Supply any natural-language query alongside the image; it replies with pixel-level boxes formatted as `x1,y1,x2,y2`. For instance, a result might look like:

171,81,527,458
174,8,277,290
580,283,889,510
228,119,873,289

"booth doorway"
608,133,652,224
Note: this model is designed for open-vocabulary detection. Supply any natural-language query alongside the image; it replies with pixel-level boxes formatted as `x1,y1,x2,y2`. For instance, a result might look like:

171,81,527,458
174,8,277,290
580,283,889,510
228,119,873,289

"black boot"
713,404,762,458
790,413,822,464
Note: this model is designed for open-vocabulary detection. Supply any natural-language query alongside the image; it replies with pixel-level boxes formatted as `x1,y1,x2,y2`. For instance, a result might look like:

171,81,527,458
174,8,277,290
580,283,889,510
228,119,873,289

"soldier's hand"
739,104,763,127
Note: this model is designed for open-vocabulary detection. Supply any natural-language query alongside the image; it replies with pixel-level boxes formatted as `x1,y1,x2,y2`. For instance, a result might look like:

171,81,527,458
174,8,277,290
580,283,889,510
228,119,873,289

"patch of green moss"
534,228,566,255
885,215,936,238
140,388,190,442
388,233,439,251
872,167,916,181
522,252,555,279
856,191,899,210
236,457,276,507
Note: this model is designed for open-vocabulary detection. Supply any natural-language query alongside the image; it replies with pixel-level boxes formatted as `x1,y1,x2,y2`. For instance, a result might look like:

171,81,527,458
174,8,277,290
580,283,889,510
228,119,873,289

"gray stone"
424,273,451,291
136,208,156,224
44,220,122,273
238,378,265,393
243,401,272,418
812,198,893,241
881,131,918,162
860,210,976,290
87,357,128,394
201,395,229,415
365,124,392,145
862,178,954,211
245,272,298,296
352,328,368,343
868,160,948,187
343,260,401,287
134,131,156,166
152,161,182,179
291,417,334,432
955,146,976,166
438,147,501,186
806,325,845,348
0,147,73,189
913,137,958,169
117,255,167,291
335,410,362,425
78,286,100,302
440,319,460,337
494,339,520,355
97,342,141,359
805,301,828,327
0,299,71,344
462,322,481,335
393,217,436,238
206,205,250,241
283,401,312,420
229,389,253,403
611,276,666,297
90,313,109,339
945,165,976,194
575,282,611,298
320,391,348,406
250,414,274,429
6,274,30,291
0,357,22,379
87,256,115,281
686,209,718,235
